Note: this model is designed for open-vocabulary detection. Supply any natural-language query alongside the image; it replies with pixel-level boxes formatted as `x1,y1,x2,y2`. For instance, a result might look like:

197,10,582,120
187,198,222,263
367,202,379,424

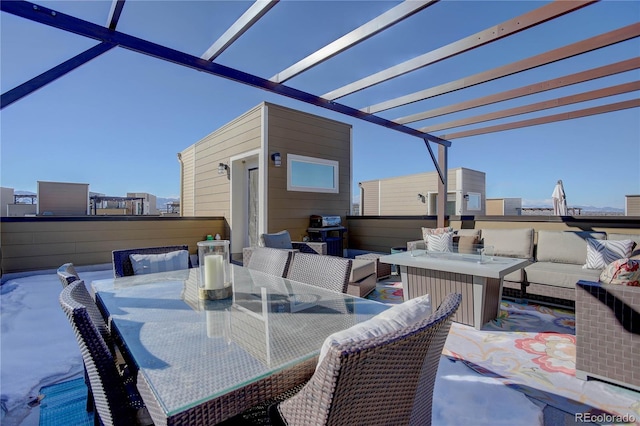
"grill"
309,215,341,228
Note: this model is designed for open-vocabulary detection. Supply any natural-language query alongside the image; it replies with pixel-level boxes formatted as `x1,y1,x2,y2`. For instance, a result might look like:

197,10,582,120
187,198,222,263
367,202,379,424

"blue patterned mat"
39,378,93,426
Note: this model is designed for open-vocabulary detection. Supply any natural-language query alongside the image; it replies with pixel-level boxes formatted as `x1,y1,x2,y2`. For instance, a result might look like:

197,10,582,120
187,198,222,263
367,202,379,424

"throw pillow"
317,294,432,367
130,250,189,275
421,226,453,241
584,239,634,270
427,232,453,253
599,258,640,286
456,235,479,254
261,230,293,249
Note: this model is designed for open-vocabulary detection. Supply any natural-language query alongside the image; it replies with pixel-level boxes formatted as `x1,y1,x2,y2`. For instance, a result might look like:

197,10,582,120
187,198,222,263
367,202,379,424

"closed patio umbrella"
552,180,568,216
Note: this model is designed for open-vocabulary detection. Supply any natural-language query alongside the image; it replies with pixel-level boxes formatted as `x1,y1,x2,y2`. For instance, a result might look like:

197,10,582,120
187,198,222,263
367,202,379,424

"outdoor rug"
38,378,93,426
366,281,404,304
444,301,640,424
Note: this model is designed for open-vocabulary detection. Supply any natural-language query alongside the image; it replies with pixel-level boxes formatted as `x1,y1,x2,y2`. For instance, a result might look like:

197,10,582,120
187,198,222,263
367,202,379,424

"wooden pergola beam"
323,0,596,100
364,23,640,114
420,81,640,133
395,57,640,124
439,98,640,139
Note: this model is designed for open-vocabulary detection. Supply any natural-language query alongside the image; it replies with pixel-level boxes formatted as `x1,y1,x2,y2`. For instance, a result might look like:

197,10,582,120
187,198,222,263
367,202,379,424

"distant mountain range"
157,197,179,210
523,204,624,213
14,191,623,214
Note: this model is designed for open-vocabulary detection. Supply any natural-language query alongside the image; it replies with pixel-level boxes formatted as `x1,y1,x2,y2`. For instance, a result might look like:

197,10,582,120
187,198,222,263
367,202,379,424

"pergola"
2,0,638,225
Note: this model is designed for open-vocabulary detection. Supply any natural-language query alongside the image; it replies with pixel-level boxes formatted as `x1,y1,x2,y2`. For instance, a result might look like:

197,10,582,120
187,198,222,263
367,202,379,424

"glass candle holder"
197,240,232,299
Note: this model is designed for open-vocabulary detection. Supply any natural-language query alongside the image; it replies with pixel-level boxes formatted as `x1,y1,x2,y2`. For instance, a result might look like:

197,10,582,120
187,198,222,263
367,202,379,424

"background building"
486,198,522,216
626,195,640,216
127,192,158,215
37,181,89,216
358,168,486,216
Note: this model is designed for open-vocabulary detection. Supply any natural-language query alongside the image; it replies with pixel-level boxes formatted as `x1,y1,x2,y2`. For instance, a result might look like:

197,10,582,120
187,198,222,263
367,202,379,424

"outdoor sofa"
408,228,640,306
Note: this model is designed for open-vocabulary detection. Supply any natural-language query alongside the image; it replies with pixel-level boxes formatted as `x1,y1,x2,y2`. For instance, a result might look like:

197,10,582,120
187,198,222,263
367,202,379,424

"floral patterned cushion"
599,258,640,286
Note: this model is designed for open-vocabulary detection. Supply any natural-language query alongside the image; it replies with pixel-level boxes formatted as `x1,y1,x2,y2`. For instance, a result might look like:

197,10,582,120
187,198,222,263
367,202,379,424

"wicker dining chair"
112,245,191,277
246,247,294,277
57,272,113,413
226,292,462,426
57,262,80,288
59,281,151,426
286,252,352,293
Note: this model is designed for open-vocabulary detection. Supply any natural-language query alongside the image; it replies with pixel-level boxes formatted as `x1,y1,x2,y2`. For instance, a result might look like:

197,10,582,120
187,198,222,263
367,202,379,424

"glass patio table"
91,265,389,426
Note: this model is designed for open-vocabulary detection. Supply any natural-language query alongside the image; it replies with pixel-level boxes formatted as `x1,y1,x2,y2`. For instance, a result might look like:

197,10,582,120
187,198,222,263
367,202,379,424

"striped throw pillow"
427,232,453,253
584,239,634,270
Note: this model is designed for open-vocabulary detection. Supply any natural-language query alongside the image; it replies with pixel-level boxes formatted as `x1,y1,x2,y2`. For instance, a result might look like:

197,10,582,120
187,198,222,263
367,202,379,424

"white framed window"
287,154,339,193
467,192,482,211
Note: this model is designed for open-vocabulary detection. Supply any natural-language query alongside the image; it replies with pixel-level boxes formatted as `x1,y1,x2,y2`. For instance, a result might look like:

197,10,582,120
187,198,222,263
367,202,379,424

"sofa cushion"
607,233,640,248
481,228,534,260
584,239,634,269
536,230,606,265
525,262,602,289
129,250,189,275
347,273,377,298
456,235,479,254
504,269,524,283
456,229,481,238
350,259,376,283
261,230,293,249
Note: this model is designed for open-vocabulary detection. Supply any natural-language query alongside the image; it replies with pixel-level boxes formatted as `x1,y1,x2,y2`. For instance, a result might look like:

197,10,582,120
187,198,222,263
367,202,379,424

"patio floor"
1,267,638,425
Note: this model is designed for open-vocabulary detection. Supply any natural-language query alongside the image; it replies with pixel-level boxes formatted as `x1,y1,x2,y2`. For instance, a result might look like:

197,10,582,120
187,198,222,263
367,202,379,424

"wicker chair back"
286,252,352,294
57,263,80,288
246,247,293,277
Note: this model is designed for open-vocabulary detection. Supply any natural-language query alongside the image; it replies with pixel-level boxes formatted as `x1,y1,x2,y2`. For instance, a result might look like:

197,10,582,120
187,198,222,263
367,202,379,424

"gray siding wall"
266,103,352,241
504,198,522,215
459,169,486,215
180,106,262,218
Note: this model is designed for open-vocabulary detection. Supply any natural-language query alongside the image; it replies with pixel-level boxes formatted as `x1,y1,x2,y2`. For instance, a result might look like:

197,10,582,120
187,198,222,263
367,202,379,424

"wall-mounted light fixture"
417,193,426,203
463,194,470,200
218,162,229,175
271,152,281,167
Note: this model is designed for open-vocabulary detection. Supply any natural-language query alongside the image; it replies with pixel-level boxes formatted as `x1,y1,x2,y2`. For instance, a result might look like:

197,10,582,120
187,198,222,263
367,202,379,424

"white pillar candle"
204,254,224,290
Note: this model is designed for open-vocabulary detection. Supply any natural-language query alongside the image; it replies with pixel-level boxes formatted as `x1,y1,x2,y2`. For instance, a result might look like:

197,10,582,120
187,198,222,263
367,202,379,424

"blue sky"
1,0,639,209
